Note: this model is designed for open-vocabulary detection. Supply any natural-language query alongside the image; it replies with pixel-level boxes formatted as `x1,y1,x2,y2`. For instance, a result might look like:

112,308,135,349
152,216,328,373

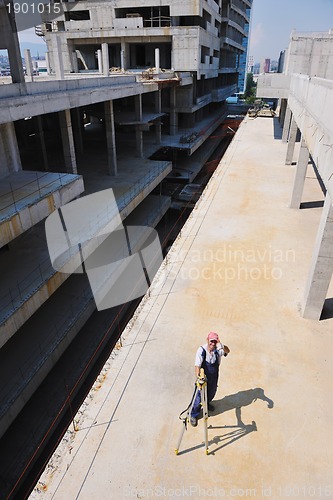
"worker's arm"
223,344,230,356
194,347,204,377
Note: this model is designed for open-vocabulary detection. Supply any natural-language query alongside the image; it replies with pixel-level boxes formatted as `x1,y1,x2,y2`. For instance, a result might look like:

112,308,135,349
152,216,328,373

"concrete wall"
286,32,333,79
257,73,291,99
257,31,333,100
172,27,200,72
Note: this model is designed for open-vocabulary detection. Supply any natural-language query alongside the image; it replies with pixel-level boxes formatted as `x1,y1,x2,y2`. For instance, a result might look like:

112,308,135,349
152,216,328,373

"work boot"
190,416,198,427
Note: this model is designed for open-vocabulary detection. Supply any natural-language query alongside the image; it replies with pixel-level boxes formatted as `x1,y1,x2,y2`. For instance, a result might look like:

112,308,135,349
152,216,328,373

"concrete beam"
303,193,333,320
290,138,310,209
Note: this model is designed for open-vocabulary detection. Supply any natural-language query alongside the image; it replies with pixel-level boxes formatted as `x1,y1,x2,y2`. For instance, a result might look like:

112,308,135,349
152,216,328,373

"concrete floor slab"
0,193,170,440
32,116,333,499
0,149,171,340
0,171,83,246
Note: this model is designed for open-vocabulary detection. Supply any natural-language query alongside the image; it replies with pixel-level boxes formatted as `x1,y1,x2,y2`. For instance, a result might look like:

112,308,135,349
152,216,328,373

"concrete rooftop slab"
32,115,333,499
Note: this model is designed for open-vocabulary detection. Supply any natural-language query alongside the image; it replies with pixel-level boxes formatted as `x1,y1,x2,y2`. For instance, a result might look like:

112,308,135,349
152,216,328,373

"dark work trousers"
191,349,219,418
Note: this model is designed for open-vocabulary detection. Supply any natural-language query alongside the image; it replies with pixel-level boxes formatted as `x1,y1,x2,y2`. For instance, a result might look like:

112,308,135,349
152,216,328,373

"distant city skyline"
249,0,333,62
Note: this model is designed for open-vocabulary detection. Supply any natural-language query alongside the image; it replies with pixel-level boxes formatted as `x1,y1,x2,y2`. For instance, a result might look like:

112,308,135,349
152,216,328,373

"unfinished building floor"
31,115,333,499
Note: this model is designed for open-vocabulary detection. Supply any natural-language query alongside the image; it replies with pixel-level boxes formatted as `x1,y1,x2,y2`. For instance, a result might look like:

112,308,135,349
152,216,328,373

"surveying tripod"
175,368,209,455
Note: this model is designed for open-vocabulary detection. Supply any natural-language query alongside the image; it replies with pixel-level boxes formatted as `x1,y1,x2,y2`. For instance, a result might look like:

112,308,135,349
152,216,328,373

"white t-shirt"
195,343,225,367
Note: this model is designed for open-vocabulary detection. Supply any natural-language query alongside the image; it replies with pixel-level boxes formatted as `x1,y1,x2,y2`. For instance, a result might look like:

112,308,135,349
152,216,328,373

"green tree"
244,72,257,103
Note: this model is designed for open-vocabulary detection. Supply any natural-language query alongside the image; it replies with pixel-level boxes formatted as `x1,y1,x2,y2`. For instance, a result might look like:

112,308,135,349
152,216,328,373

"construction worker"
190,332,230,427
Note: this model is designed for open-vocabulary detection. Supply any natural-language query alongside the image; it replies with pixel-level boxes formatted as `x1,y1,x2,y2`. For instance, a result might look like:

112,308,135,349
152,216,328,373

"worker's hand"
196,373,206,384
223,345,230,356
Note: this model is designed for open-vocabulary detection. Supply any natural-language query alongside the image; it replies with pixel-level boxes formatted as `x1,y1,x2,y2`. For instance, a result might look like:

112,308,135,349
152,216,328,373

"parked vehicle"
0,67,11,76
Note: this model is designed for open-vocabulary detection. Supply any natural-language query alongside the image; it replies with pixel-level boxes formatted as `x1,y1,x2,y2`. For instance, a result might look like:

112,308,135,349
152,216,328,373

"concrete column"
282,105,292,143
285,118,298,165
0,122,22,176
59,110,77,174
97,50,103,74
303,193,333,320
104,100,118,176
170,86,178,136
121,39,127,70
155,48,160,73
155,90,162,145
120,50,125,71
102,43,109,76
71,108,84,154
290,138,310,209
3,8,26,84
24,49,34,82
45,52,51,75
135,94,144,158
53,36,65,79
72,51,79,73
36,115,49,170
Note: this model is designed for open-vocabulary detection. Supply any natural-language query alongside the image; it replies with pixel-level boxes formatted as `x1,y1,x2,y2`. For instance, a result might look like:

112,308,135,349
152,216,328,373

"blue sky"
249,0,333,62
9,0,333,60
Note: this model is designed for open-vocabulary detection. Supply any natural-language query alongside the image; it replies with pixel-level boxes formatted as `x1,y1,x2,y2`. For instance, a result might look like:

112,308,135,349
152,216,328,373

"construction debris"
248,99,276,118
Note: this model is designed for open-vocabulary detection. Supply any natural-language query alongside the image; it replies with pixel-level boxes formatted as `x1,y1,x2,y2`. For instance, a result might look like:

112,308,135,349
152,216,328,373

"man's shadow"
207,388,274,454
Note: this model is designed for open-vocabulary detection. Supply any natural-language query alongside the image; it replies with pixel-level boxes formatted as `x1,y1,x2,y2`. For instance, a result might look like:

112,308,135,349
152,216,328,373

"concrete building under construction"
27,31,333,499
0,0,252,493
257,29,333,320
